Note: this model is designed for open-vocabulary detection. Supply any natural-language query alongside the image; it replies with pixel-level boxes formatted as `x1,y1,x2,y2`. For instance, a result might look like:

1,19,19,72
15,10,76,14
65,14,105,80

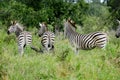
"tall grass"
0,28,120,80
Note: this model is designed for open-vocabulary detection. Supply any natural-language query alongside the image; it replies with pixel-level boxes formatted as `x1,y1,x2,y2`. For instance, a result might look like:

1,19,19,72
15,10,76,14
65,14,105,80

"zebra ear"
67,18,72,23
117,19,120,24
39,22,42,27
64,19,67,22
43,22,47,27
11,20,17,25
11,21,13,25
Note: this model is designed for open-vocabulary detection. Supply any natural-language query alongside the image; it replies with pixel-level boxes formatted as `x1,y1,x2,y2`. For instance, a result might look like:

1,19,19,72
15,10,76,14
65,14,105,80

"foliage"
0,0,90,31
107,0,120,19
82,4,111,33
0,0,115,32
107,0,120,29
0,0,40,27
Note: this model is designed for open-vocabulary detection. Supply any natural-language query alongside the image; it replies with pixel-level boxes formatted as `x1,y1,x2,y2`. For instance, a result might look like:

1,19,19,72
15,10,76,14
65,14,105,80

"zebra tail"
30,46,43,53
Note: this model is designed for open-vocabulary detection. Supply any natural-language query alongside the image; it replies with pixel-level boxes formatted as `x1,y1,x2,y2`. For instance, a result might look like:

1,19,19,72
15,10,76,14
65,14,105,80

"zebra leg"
18,45,24,56
51,45,55,54
75,48,79,54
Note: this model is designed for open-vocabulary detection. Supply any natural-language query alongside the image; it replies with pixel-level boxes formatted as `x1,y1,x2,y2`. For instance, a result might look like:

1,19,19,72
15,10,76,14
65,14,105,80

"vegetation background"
0,0,120,80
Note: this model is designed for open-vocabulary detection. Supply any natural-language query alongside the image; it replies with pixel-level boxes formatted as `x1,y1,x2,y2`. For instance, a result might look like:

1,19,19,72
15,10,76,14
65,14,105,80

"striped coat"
64,19,108,54
41,31,55,51
32,22,55,52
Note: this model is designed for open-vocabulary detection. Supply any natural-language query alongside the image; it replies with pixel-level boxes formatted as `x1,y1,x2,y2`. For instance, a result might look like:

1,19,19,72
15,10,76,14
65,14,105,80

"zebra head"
64,18,77,38
38,22,47,37
115,20,120,38
66,18,77,31
7,21,24,36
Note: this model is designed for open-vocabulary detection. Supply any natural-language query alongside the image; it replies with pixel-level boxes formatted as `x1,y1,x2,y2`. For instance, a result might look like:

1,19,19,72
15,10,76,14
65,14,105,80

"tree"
107,0,120,19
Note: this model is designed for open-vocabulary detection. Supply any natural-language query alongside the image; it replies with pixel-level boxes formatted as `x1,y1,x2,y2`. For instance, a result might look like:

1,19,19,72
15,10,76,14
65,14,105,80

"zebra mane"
64,19,78,39
13,23,24,37
67,19,77,29
15,23,24,31
39,22,48,30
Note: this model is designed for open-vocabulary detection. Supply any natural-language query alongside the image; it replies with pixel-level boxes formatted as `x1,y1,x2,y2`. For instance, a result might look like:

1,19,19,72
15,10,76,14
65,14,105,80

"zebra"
32,22,55,52
7,21,32,56
115,20,120,38
64,19,108,54
39,22,55,52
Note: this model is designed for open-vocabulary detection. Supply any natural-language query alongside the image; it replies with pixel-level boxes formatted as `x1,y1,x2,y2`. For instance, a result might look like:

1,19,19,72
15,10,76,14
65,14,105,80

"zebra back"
18,31,32,46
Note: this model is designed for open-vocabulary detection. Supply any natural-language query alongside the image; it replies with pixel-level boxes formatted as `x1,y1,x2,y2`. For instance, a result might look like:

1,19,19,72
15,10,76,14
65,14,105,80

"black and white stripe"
39,22,55,52
64,19,108,54
41,31,55,51
7,21,32,56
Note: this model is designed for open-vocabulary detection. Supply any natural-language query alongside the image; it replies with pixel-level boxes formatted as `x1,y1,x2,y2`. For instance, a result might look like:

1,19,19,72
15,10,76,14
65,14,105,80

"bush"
81,3,112,33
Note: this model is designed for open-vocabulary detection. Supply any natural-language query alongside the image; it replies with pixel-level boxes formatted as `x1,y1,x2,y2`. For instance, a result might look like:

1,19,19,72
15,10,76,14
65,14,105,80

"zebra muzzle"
115,34,119,38
7,31,10,35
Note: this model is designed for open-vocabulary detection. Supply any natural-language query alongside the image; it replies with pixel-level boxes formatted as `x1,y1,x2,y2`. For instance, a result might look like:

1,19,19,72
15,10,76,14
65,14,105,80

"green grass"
0,29,120,80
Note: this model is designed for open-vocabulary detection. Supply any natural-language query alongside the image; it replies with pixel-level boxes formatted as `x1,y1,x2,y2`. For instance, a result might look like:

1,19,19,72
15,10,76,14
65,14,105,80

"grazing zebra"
115,20,120,38
32,22,55,52
64,19,108,54
7,21,32,56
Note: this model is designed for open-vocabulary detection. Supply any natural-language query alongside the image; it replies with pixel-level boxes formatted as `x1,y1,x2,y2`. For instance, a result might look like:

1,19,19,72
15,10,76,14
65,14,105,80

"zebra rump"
18,31,32,48
41,31,55,51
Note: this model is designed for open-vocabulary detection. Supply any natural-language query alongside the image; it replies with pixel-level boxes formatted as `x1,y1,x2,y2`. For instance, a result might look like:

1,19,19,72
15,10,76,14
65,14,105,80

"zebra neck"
15,31,22,37
67,26,77,35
